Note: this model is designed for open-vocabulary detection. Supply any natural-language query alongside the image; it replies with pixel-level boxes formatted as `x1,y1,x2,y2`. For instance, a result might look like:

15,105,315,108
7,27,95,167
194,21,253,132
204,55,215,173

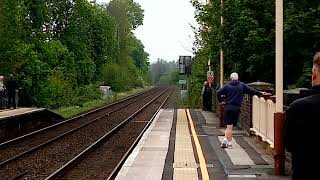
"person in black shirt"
202,81,212,111
284,52,320,179
6,74,18,109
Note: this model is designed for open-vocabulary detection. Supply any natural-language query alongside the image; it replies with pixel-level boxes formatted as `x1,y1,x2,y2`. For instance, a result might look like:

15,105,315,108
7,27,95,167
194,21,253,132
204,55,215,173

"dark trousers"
7,93,16,109
203,96,211,111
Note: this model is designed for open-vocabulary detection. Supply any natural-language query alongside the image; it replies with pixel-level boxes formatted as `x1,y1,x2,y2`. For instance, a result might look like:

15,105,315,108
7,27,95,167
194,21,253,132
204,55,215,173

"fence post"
274,112,285,175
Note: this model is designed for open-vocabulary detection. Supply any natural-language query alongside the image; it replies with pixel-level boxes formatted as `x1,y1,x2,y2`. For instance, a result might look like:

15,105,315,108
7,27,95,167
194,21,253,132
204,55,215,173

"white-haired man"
217,72,270,148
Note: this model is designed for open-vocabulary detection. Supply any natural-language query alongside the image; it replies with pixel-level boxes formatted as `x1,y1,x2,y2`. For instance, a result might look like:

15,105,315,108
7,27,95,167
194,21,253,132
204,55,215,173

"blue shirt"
217,80,262,108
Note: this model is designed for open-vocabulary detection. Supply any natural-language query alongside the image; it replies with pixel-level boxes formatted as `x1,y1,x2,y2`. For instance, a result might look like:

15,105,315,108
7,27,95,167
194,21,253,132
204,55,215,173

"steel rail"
0,87,157,147
0,88,161,166
107,88,174,180
45,88,171,180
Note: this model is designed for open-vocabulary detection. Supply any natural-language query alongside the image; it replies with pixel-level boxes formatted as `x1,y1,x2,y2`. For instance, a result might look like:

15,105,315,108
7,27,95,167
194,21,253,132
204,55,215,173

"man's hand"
261,92,272,96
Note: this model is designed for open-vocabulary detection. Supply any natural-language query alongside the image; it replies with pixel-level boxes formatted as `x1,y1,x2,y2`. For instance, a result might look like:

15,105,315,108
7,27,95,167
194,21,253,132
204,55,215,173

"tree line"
0,0,150,108
150,59,179,85
189,0,320,107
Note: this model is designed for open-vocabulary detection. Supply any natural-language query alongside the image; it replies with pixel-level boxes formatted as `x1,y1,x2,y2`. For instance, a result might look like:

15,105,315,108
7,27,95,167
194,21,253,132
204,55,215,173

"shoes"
221,139,232,148
221,141,228,148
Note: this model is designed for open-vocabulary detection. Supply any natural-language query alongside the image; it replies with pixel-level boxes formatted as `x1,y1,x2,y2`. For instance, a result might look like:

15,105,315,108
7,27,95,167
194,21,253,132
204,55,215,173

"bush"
40,75,73,109
71,84,103,106
102,62,144,92
102,63,127,91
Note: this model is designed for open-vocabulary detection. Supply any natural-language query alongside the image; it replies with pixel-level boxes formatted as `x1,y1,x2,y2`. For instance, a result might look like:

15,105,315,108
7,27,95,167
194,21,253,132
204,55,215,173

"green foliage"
190,0,320,108
102,63,128,92
157,71,179,85
150,59,178,84
0,0,149,108
189,49,210,108
102,62,144,92
54,86,151,118
40,75,73,108
130,37,150,73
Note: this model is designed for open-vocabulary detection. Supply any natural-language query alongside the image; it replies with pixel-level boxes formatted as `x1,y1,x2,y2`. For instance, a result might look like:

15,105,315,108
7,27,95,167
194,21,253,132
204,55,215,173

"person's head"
312,52,320,86
230,72,239,81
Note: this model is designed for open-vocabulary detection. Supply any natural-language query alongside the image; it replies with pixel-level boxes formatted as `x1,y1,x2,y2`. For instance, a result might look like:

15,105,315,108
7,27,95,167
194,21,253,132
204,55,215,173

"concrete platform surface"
0,108,45,120
114,109,292,180
116,109,174,180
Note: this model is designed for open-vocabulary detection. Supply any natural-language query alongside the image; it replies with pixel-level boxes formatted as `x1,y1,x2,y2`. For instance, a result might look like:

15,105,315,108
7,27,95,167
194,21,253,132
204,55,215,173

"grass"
53,86,153,119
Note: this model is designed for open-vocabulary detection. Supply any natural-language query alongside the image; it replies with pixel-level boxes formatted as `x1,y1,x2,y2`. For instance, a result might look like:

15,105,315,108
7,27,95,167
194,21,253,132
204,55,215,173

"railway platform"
0,108,46,120
0,108,64,143
115,109,292,180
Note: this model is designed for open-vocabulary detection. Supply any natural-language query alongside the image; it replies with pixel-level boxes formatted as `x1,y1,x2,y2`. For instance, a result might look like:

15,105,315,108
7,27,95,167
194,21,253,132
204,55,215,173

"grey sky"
96,0,199,63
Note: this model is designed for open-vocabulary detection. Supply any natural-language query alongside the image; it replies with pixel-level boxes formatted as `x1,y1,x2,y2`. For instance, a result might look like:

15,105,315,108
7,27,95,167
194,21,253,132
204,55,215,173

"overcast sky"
96,0,199,63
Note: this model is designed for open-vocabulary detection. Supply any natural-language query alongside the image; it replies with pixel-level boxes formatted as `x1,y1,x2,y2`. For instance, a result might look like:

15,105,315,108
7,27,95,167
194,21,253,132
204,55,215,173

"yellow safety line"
186,109,210,180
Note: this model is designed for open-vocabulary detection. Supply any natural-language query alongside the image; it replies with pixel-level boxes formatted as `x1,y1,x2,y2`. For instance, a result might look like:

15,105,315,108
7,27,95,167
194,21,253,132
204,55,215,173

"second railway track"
0,87,173,180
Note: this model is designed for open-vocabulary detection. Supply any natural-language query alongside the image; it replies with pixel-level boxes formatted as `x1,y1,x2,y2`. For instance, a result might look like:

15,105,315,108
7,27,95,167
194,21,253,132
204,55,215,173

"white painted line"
218,136,254,166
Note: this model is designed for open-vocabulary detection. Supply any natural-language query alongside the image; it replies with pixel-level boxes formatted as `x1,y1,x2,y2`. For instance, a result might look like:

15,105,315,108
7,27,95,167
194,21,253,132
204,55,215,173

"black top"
284,84,320,177
6,79,18,93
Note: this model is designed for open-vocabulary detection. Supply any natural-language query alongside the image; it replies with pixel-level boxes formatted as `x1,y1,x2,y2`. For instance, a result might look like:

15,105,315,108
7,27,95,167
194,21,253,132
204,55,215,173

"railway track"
0,87,173,180
0,87,159,165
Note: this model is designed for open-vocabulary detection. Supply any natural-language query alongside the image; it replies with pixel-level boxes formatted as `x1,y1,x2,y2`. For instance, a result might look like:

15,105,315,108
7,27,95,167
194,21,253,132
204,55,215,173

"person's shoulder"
239,81,247,86
289,96,311,109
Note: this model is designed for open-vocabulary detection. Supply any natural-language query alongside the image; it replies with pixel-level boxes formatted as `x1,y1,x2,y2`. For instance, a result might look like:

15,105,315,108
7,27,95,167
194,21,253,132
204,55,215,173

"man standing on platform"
6,74,19,109
217,72,270,148
284,52,320,180
202,81,212,111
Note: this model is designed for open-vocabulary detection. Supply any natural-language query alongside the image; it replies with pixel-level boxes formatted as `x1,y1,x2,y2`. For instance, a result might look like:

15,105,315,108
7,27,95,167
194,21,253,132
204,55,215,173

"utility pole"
220,0,224,88
274,0,285,176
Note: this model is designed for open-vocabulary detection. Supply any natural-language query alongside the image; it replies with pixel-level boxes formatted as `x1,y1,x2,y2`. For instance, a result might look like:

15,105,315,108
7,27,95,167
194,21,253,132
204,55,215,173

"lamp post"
274,0,285,175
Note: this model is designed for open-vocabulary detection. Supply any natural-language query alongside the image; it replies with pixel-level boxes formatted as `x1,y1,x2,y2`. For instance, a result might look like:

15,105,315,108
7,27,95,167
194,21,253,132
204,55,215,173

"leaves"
0,0,149,108
191,0,318,93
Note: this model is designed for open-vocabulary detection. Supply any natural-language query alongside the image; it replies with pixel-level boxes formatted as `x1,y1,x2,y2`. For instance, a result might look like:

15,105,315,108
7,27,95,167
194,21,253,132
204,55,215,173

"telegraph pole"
220,0,224,88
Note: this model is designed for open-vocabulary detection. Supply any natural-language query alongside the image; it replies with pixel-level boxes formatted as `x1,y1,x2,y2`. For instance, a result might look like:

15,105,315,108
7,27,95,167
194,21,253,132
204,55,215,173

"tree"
191,0,320,91
150,59,178,84
0,0,149,108
106,0,144,63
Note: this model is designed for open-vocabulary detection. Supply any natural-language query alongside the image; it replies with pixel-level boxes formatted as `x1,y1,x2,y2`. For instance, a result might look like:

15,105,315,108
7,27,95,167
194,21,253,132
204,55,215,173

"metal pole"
220,0,224,88
274,0,285,175
275,0,283,112
219,0,224,127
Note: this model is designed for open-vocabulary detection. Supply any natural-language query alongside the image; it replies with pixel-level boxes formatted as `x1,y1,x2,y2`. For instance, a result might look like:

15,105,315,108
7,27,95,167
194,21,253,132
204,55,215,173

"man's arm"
217,86,226,102
243,83,262,95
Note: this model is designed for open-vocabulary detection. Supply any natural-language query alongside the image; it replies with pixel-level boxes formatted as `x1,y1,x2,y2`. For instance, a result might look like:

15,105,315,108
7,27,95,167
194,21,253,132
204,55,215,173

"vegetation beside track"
53,86,152,118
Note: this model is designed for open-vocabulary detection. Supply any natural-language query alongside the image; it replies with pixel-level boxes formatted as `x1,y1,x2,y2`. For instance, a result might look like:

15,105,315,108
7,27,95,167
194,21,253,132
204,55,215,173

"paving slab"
115,109,174,180
173,109,198,180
